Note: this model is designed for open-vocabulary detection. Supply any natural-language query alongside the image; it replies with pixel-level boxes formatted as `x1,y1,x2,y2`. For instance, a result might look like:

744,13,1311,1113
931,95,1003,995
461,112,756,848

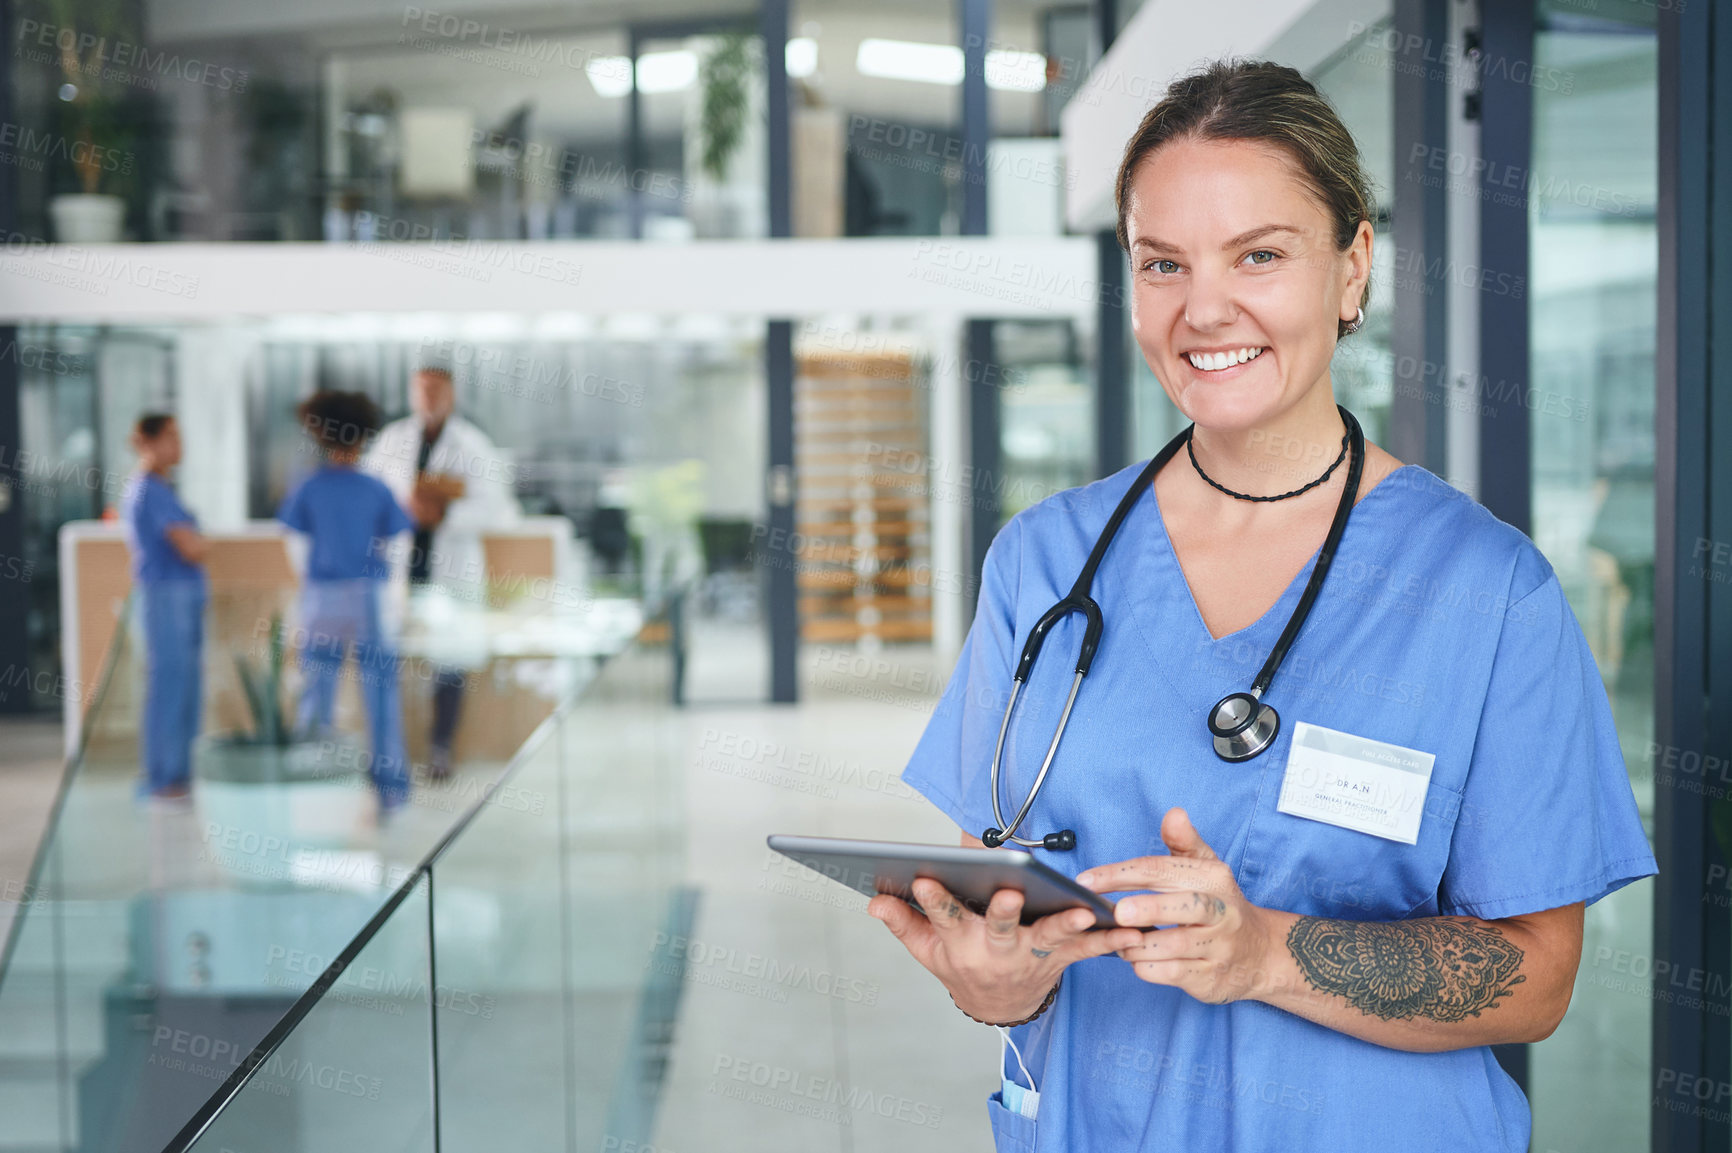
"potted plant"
28,0,143,241
686,30,758,237
194,616,371,885
700,31,754,184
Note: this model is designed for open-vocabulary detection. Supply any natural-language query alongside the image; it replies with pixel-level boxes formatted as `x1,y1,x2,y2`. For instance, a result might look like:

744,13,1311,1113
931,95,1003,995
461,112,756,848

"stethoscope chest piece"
1209,691,1280,762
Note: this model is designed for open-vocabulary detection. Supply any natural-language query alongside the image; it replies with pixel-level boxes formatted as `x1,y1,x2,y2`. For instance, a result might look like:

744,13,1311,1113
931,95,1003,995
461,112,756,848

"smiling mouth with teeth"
1186,346,1266,372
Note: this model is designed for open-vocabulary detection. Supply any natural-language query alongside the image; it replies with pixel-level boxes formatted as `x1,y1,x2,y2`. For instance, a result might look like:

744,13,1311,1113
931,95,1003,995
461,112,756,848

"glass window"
987,3,1066,241
792,1,964,236
244,315,769,701
9,6,321,241
13,323,172,710
17,314,771,706
1524,9,1658,1152
996,318,1092,517
636,31,767,241
1310,22,1397,449
326,30,634,241
4,10,774,242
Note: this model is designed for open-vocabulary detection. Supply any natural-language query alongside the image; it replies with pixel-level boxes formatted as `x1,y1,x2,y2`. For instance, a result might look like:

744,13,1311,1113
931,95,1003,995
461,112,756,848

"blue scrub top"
120,472,204,583
901,462,1656,1153
277,465,413,582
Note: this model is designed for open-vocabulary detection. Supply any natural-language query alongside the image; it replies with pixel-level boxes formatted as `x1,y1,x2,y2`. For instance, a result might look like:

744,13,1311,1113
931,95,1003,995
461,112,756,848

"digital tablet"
766,834,1118,929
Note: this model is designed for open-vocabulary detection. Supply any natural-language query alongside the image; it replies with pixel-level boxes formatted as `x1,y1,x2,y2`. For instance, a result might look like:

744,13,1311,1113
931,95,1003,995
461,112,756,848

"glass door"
1525,6,1659,1150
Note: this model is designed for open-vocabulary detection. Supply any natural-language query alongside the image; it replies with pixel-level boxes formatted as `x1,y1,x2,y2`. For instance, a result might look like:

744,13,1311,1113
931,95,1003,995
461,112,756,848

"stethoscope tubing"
983,406,1365,852
989,670,1086,848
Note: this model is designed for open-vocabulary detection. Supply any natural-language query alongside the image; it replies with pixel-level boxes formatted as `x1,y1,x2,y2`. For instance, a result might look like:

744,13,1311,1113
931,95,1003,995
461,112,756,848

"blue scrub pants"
139,579,207,792
295,581,409,808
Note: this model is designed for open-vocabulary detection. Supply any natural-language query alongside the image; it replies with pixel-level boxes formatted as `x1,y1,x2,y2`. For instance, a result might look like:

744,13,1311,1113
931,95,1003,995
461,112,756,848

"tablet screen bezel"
767,833,1118,929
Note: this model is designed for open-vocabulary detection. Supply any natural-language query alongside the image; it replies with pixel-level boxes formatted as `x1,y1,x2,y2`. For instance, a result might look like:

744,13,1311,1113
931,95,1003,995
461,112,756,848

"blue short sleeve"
901,518,1023,837
1439,571,1656,921
122,475,202,581
146,479,194,536
277,483,310,534
135,483,167,538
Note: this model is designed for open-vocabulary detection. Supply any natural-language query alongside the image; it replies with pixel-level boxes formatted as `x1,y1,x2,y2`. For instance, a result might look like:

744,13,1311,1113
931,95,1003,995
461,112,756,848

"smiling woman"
867,57,1655,1153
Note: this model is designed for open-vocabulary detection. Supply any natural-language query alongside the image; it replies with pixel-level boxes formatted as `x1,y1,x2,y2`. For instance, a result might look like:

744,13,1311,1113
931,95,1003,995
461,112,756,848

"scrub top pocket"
986,1090,1038,1153
1238,776,1464,921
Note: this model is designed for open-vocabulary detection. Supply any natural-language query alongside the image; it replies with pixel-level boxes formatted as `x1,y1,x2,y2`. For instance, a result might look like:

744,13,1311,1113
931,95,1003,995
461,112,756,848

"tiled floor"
653,642,1000,1153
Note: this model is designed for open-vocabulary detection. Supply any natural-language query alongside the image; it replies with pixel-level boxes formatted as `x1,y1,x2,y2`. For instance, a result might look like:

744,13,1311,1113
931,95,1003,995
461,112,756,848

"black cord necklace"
1186,423,1350,503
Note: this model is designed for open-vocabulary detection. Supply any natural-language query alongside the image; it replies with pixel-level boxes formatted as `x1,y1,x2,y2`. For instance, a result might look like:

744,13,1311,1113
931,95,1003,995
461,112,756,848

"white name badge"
1276,722,1436,844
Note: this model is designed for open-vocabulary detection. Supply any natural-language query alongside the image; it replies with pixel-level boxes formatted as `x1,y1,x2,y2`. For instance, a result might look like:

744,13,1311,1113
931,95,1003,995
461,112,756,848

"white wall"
174,326,253,529
1060,0,1390,231
0,238,1096,321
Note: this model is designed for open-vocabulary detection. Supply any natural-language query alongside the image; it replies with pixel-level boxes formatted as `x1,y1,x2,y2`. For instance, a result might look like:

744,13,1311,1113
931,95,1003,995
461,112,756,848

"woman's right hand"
869,880,1143,1023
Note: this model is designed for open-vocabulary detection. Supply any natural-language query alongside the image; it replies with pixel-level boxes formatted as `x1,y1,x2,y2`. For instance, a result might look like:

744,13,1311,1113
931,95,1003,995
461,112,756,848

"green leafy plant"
700,32,756,183
25,0,144,197
232,614,292,747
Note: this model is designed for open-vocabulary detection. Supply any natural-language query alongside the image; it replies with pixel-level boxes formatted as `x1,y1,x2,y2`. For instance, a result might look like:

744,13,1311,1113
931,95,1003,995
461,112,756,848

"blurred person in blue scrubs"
869,60,1655,1153
121,413,208,804
278,391,415,819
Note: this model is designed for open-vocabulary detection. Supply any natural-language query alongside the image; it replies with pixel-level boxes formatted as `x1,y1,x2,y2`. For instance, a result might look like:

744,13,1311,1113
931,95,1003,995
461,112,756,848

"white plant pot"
194,737,373,887
49,193,125,243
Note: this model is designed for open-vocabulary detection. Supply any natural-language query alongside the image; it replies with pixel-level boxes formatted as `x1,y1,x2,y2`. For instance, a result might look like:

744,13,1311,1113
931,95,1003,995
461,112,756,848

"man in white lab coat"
364,366,518,777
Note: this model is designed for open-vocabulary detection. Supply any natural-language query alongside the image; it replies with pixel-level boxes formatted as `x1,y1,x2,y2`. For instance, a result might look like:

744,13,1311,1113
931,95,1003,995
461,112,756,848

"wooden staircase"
794,347,932,645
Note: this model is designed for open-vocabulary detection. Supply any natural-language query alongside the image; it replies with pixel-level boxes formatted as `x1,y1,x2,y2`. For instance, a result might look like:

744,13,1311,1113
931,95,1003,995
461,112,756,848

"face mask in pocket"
1000,1077,1040,1120
999,1025,1041,1119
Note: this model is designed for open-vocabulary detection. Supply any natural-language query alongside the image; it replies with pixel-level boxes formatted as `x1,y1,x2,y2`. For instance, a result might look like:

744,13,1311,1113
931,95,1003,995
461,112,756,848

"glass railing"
0,578,649,1153
161,618,682,1153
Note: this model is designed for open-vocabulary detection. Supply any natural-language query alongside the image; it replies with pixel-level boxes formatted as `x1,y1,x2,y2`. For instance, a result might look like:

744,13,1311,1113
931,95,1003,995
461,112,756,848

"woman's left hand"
1076,807,1277,1005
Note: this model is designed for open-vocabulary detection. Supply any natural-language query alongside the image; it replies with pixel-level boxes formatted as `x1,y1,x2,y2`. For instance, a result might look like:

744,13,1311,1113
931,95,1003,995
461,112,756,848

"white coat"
363,413,519,613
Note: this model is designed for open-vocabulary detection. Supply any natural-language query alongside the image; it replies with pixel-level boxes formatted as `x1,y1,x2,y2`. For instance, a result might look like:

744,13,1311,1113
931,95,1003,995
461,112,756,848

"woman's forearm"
1243,905,1579,1052
166,524,208,564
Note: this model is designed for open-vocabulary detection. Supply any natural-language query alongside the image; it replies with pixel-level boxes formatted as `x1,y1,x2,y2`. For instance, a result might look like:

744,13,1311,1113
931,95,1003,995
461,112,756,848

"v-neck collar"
1110,464,1422,703
1147,484,1315,646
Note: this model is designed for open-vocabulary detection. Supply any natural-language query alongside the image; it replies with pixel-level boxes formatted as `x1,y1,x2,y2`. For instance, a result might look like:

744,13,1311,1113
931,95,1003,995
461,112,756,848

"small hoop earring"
1343,306,1365,335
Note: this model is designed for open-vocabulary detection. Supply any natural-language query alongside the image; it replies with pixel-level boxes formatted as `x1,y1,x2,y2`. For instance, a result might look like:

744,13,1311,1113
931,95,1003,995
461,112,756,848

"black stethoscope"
982,406,1365,852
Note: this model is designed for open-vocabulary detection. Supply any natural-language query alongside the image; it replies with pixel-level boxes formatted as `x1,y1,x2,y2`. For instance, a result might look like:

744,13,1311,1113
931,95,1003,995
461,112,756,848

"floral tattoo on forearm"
1285,917,1527,1022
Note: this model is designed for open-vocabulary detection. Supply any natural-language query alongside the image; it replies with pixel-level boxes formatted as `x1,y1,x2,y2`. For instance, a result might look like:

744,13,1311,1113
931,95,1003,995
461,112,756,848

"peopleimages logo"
1389,245,1524,300
0,123,133,175
400,7,611,70
15,21,250,92
347,214,584,286
908,239,1125,310
709,1055,944,1130
0,663,93,705
647,931,880,1005
1406,143,1639,217
1345,21,1573,94
0,232,202,299
149,1026,381,1100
